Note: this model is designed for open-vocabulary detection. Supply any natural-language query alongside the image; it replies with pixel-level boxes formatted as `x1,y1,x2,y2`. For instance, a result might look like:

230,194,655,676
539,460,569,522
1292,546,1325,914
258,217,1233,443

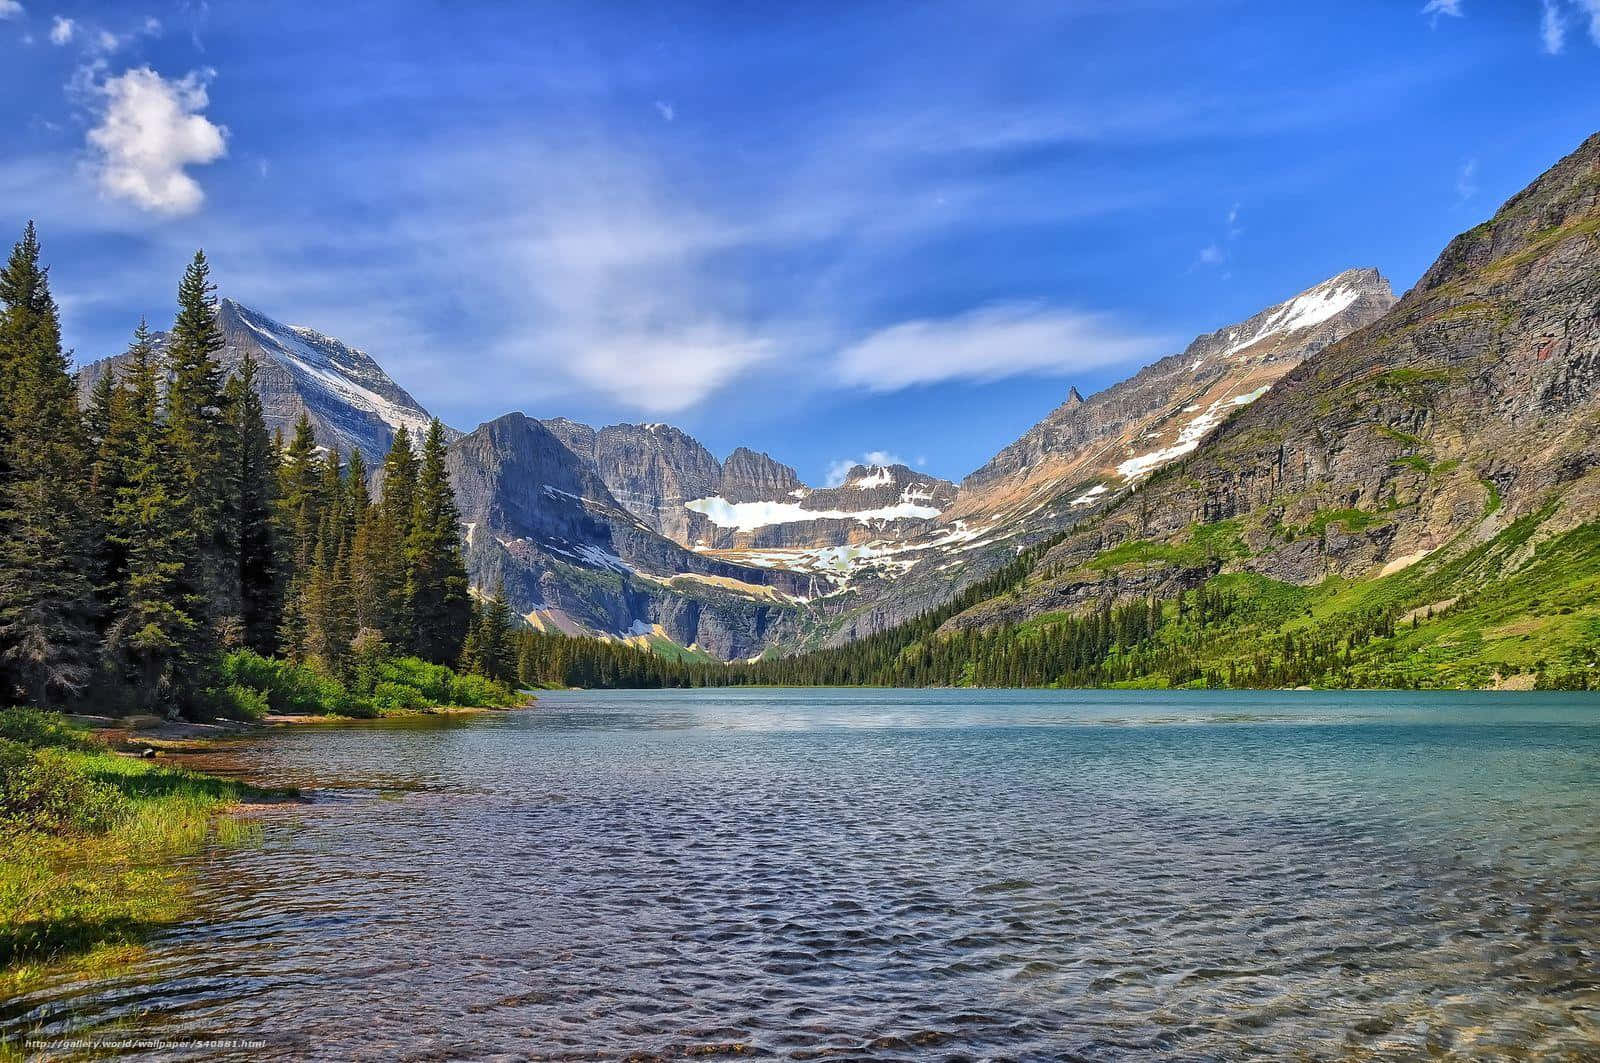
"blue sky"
1,1,1597,486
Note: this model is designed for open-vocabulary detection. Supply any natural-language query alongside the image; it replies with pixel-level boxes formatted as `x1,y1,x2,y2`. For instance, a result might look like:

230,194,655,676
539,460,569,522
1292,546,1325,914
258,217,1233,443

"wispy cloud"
1456,157,1478,200
1542,0,1568,51
834,302,1167,392
653,99,674,122
49,15,74,44
85,67,228,215
0,1,23,21
1197,202,1242,268
1539,0,1600,52
1421,0,1463,23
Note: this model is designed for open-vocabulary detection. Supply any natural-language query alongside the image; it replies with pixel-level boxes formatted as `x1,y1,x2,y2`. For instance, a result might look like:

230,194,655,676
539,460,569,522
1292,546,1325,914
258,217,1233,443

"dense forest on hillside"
0,224,522,718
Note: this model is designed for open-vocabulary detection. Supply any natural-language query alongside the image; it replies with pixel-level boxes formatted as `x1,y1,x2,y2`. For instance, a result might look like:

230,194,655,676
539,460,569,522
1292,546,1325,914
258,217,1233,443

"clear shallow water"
7,688,1600,1060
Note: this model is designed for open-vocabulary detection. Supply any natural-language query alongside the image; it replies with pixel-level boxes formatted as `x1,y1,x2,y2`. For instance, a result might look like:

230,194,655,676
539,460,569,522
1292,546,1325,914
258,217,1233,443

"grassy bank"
214,650,527,720
0,708,296,996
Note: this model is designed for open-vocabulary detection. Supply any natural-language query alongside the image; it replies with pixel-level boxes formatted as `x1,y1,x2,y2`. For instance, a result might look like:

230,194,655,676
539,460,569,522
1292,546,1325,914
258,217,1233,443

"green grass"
1280,507,1388,541
1373,367,1450,388
1374,425,1424,447
1483,213,1600,277
0,709,295,993
1087,519,1247,570
644,634,720,664
1127,513,1600,689
1481,478,1503,515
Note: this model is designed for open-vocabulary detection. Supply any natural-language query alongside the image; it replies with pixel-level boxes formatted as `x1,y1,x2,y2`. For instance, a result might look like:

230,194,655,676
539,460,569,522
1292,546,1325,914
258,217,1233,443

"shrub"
371,681,427,712
0,748,128,835
378,657,454,704
220,651,351,716
448,672,509,708
0,707,89,750
209,682,270,721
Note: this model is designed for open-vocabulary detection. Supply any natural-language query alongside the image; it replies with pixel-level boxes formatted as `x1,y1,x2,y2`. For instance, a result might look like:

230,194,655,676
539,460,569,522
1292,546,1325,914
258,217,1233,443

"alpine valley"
73,132,1600,688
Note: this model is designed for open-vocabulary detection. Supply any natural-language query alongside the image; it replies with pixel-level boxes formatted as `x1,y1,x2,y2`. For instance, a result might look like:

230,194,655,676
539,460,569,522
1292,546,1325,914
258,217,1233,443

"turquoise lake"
6,688,1599,1060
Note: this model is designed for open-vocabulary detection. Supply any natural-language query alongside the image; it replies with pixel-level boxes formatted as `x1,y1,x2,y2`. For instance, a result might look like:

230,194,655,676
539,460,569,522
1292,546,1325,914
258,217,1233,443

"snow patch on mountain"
851,466,895,489
1216,279,1365,360
229,302,435,440
686,495,942,531
1117,385,1272,481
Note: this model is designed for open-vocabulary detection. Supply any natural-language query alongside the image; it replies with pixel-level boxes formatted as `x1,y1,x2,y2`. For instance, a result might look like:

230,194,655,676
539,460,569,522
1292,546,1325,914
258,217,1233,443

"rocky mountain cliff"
77,299,437,464
785,269,1397,650
446,414,812,659
943,131,1600,669
953,268,1396,525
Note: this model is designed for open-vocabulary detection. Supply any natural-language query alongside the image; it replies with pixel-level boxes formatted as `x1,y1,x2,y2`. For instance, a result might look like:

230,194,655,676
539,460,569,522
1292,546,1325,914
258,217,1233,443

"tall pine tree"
165,251,238,642
275,413,321,659
226,352,277,653
0,223,97,705
103,322,196,711
375,426,418,643
406,420,470,664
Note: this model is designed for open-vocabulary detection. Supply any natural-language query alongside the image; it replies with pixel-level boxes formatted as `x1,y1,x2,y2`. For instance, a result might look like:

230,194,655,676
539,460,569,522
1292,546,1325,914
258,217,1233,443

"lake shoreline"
4,701,535,1002
0,710,304,1009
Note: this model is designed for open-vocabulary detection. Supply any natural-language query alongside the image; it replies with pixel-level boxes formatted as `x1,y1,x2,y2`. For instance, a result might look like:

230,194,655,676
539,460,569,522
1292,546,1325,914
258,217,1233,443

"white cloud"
1538,0,1600,51
654,100,675,122
559,324,772,414
1456,157,1478,200
834,302,1167,392
825,450,905,486
1579,0,1600,44
1198,243,1225,265
49,16,74,44
1421,0,1463,21
0,1,24,21
1542,0,1568,51
85,67,228,215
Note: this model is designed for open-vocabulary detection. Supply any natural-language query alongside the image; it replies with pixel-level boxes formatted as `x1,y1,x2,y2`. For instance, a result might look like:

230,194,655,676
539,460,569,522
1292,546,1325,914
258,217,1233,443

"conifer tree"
226,353,278,653
103,323,196,710
165,250,237,641
86,350,137,625
375,427,418,642
275,414,322,658
406,419,470,664
474,580,517,683
0,223,97,705
345,451,383,634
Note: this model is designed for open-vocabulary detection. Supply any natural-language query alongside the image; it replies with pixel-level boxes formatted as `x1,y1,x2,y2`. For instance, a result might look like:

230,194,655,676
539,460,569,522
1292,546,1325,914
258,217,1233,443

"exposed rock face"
77,299,437,464
539,418,958,567
945,131,1600,634
448,414,809,659
786,269,1397,650
953,268,1397,524
718,447,803,503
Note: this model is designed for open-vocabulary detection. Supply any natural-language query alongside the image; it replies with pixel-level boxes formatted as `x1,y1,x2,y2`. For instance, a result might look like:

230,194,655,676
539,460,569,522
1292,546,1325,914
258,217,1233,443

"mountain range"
73,131,1600,683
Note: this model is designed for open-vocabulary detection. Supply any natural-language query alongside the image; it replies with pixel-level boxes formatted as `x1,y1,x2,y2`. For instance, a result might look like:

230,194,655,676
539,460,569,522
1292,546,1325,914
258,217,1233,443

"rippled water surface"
8,689,1600,1060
